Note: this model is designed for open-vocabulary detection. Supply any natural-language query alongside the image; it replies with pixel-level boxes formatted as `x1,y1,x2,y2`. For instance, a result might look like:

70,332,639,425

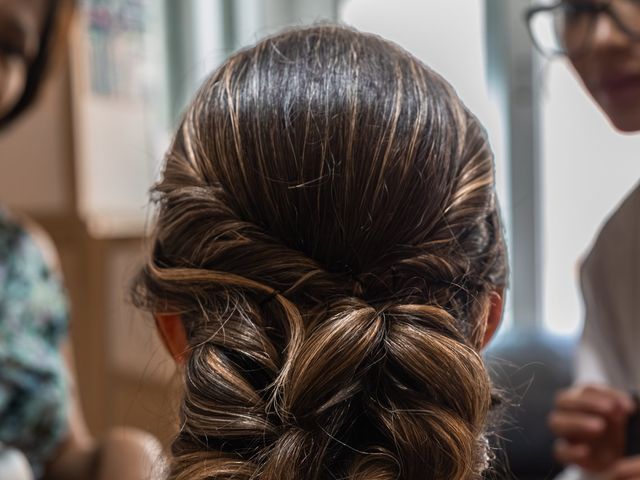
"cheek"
568,56,640,133
602,107,640,133
567,55,591,90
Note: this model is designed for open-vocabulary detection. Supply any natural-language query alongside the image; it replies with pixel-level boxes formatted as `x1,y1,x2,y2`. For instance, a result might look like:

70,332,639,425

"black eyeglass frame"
0,0,60,129
525,1,640,58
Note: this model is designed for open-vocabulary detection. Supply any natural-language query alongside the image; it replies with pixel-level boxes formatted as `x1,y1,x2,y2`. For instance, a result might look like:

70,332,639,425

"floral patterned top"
0,208,69,478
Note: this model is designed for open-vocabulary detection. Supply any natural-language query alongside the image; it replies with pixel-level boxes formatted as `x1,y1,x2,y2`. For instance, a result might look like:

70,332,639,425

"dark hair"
135,25,507,480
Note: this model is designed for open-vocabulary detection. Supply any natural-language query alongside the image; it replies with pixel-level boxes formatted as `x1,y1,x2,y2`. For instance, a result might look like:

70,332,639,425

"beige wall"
0,61,74,214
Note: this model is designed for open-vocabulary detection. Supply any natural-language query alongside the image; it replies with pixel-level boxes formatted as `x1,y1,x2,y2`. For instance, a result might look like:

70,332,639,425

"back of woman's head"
135,25,507,480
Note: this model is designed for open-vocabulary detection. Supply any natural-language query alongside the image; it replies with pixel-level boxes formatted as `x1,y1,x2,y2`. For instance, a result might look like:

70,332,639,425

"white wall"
541,60,640,334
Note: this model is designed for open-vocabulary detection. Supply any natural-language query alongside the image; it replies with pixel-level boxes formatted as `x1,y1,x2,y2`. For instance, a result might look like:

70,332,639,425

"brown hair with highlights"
134,25,507,480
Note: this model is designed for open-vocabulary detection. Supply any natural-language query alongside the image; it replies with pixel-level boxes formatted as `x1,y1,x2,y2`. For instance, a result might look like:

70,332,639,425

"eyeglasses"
0,0,58,128
526,0,640,57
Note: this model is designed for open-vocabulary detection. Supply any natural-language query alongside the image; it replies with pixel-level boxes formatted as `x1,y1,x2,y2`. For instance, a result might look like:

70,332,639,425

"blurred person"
134,25,508,480
0,0,163,478
527,1,640,479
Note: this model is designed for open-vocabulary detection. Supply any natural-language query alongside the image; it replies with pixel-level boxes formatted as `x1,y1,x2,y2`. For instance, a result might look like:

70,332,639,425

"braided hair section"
134,25,507,480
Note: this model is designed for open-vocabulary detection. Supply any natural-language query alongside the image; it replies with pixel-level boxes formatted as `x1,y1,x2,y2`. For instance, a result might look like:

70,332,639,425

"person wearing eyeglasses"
0,1,164,479
527,2,640,479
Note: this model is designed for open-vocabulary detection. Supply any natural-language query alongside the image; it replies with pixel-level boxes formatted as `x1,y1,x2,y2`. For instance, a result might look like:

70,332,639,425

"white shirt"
557,183,640,480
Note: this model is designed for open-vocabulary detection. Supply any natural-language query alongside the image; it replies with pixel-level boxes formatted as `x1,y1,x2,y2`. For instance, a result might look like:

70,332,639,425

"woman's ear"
154,314,189,364
481,288,504,349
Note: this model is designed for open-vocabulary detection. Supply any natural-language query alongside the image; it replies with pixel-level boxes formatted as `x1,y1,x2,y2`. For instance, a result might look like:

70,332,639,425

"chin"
604,110,640,133
591,90,640,133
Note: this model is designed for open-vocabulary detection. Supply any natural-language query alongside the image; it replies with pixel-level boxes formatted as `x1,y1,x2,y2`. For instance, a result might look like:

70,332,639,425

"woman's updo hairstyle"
135,25,507,480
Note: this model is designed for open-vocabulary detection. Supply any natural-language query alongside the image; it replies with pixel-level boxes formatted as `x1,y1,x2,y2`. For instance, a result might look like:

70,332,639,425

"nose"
589,10,630,53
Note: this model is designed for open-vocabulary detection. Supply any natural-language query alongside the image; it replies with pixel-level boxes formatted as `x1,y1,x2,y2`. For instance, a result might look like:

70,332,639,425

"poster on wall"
71,0,171,238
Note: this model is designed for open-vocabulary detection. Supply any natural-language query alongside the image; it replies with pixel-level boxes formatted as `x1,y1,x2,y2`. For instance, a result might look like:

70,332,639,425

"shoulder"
0,207,62,275
601,182,640,237
582,182,640,279
0,206,69,345
96,428,167,480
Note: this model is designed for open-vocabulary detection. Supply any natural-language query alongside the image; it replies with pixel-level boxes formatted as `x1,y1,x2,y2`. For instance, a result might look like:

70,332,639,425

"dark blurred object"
626,394,640,456
486,331,578,480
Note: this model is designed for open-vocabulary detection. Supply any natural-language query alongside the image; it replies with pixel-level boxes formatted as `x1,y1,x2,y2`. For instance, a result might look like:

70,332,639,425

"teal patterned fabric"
0,208,69,478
